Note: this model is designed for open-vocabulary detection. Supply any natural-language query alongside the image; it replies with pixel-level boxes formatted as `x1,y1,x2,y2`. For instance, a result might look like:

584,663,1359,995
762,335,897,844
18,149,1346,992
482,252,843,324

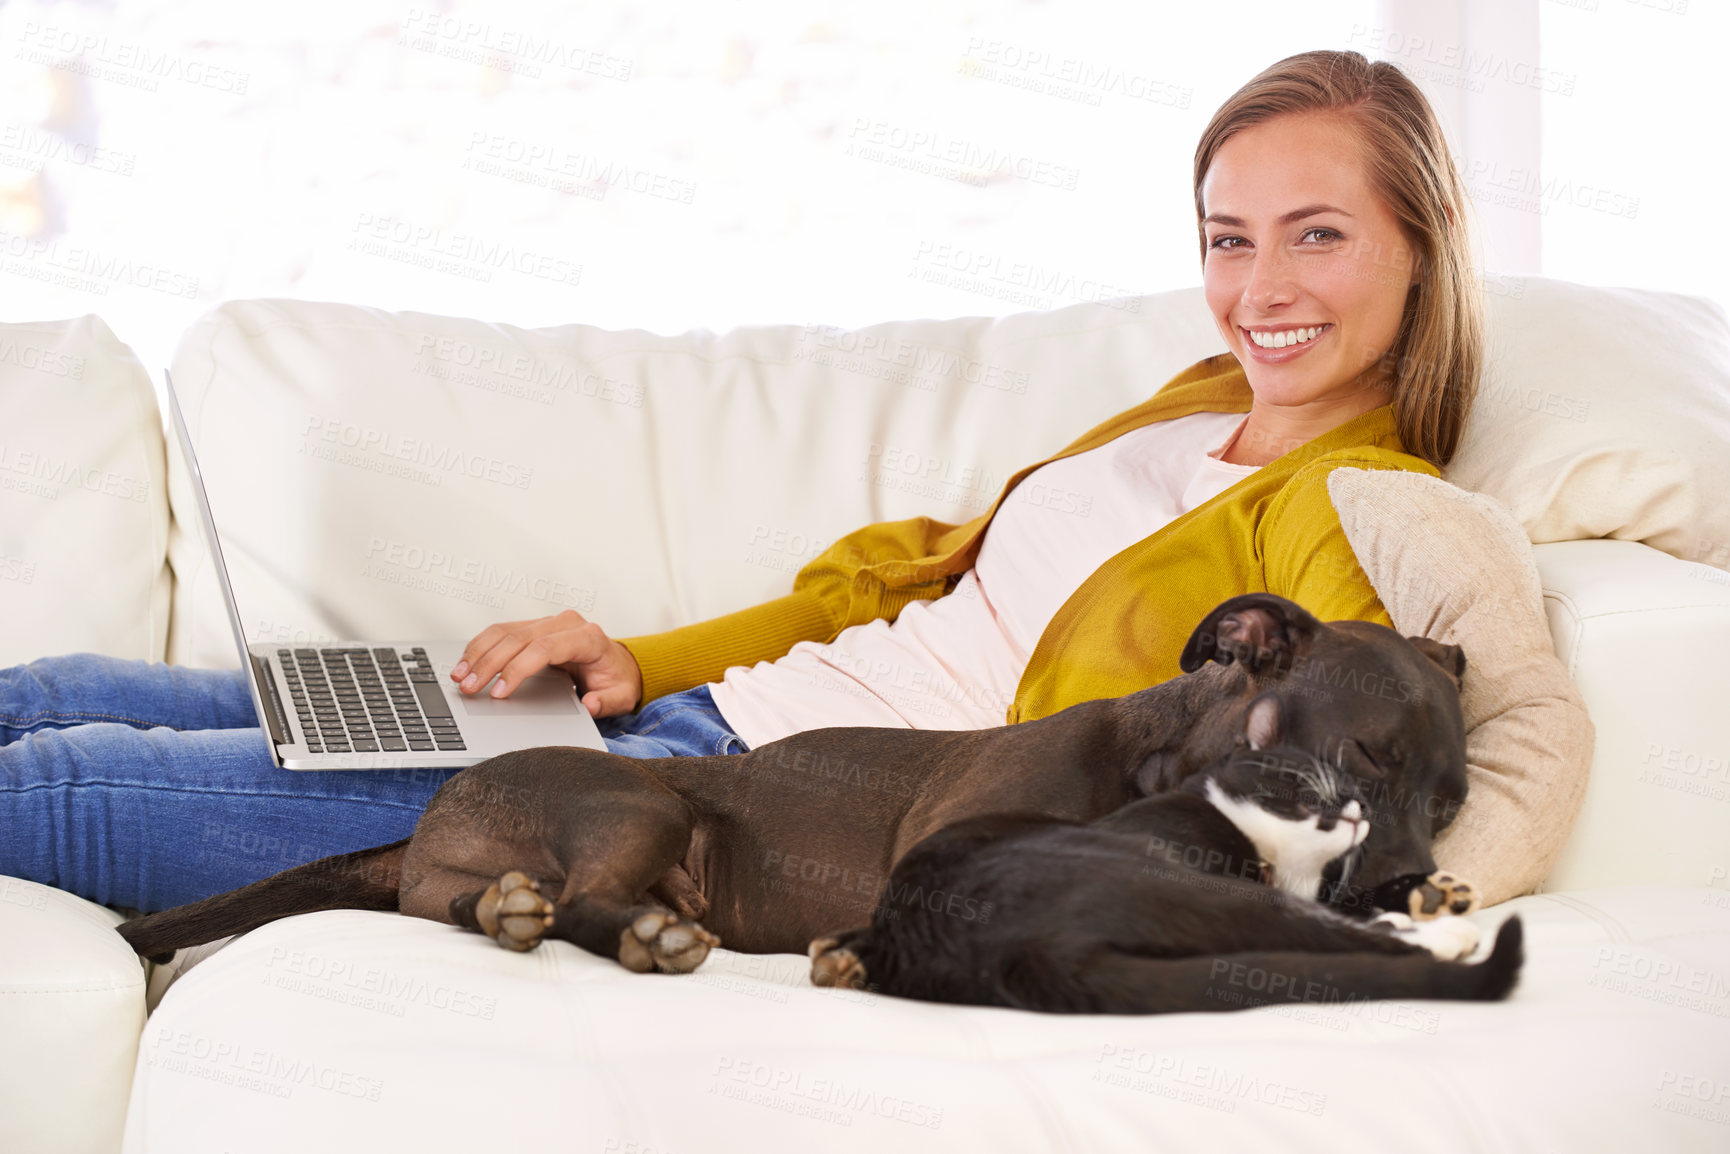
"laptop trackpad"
457,674,583,717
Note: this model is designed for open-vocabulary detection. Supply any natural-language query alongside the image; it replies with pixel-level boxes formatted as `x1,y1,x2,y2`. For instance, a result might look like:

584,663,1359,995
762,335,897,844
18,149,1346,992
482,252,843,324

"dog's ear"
1406,637,1466,687
1179,594,1324,675
1243,692,1281,750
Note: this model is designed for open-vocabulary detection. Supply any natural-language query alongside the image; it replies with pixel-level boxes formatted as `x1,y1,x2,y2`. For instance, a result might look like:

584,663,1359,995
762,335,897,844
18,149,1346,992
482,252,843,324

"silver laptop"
163,369,607,770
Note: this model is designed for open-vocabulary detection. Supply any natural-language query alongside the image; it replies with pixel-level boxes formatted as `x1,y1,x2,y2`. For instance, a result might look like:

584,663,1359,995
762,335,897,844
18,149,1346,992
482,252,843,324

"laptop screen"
161,369,285,761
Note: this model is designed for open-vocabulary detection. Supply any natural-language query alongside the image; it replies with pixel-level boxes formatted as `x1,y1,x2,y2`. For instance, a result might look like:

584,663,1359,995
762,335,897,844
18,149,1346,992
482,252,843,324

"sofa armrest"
0,877,144,1154
1534,539,1730,892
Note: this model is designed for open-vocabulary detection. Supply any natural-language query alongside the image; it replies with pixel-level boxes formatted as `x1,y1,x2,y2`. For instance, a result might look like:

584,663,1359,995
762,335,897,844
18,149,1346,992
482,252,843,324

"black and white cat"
809,697,1521,1014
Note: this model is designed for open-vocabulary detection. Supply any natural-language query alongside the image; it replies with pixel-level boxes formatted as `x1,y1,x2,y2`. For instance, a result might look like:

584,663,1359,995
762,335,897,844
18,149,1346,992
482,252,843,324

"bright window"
0,0,1381,372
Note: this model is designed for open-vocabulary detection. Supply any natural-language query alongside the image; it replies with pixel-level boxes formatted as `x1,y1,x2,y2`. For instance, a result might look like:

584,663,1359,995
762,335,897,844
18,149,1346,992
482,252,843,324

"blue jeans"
0,654,747,912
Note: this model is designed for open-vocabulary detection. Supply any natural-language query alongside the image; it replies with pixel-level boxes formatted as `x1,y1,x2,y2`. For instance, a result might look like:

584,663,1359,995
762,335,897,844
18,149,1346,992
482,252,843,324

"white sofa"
4,281,1730,1153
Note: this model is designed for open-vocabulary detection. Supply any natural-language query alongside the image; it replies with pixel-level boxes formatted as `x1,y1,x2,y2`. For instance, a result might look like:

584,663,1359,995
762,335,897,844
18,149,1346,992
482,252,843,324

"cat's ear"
1243,692,1281,750
1406,636,1467,687
1180,594,1323,675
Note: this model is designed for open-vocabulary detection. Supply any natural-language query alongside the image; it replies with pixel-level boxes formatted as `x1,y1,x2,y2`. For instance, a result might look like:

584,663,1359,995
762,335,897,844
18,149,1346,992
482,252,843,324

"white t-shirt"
707,411,1261,748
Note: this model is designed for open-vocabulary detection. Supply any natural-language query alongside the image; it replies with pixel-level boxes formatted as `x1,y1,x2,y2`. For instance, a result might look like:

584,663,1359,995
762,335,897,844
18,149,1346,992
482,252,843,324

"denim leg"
0,719,461,911
0,653,258,743
0,661,744,913
597,685,750,758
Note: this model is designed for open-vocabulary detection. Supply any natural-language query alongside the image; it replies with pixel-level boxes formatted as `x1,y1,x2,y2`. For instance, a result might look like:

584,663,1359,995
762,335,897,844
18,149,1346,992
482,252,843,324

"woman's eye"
1208,235,1246,251
1301,227,1341,244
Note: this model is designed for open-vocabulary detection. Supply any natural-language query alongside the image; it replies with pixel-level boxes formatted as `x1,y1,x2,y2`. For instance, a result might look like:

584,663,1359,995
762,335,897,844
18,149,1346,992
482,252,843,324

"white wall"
0,0,1720,377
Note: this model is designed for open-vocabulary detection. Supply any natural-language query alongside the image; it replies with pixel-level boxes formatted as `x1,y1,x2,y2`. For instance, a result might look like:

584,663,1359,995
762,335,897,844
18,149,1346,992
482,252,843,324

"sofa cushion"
1326,468,1595,905
163,292,1225,667
1447,279,1730,570
0,876,145,1154
0,316,169,666
165,280,1730,670
1526,538,1730,892
125,885,1730,1152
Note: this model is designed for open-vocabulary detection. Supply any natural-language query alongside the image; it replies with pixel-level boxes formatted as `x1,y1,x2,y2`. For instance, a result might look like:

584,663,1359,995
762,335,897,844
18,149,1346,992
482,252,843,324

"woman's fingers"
452,611,594,695
452,616,543,684
493,622,610,699
450,611,642,717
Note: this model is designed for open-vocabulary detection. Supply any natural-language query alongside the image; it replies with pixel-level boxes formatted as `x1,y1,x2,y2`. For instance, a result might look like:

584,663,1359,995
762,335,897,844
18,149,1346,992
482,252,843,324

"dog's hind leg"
398,757,720,971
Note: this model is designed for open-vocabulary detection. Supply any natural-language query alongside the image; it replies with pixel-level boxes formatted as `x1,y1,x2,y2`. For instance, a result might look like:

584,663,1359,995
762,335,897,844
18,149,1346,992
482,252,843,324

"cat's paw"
1407,872,1478,920
1384,913,1481,960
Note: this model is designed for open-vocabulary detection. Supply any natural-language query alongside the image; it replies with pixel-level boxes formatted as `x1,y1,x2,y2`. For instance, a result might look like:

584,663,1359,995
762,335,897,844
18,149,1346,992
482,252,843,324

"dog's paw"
475,871,555,952
808,936,869,991
1407,872,1479,920
617,910,719,974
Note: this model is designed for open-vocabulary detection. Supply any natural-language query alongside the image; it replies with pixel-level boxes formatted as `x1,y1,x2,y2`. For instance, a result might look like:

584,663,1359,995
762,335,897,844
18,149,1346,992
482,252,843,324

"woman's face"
1200,112,1420,415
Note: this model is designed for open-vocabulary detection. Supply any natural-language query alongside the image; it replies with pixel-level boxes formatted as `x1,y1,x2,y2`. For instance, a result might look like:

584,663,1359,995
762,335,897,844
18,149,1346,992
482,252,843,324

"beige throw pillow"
1326,467,1595,907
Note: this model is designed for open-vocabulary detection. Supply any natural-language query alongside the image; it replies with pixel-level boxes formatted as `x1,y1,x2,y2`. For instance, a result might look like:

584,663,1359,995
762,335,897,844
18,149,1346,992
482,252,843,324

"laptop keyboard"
276,647,467,755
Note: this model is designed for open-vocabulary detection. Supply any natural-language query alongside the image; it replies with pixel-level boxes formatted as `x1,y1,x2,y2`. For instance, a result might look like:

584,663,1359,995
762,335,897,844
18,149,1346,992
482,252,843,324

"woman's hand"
451,610,643,718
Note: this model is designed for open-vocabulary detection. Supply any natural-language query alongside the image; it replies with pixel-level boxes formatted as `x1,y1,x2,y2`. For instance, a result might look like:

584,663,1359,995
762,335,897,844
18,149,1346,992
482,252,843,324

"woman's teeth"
1248,325,1326,349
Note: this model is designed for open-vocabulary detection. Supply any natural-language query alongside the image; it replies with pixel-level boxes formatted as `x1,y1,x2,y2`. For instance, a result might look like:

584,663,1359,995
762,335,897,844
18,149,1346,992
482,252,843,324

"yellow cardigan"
620,353,1440,724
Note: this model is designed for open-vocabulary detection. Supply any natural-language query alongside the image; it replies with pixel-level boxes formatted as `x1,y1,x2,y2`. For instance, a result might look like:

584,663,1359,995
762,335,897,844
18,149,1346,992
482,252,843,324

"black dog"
121,594,1476,974
807,714,1518,1013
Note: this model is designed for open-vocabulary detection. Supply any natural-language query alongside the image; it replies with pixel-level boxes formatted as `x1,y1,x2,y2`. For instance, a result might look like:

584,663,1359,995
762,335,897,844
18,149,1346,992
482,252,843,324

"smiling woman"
1201,114,1420,463
1193,52,1484,469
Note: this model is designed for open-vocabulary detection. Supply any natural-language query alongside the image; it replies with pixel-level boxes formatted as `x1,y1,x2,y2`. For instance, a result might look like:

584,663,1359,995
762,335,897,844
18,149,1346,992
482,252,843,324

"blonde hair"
1193,50,1483,469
